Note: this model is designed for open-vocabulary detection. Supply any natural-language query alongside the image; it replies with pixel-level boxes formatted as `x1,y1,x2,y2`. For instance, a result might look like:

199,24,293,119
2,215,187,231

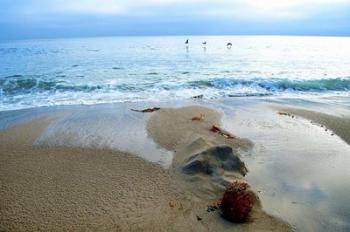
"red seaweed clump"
221,181,256,223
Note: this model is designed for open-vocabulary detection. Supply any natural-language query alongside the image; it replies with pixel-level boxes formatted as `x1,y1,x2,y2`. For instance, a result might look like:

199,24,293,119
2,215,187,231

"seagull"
202,41,207,45
227,42,232,49
185,39,189,45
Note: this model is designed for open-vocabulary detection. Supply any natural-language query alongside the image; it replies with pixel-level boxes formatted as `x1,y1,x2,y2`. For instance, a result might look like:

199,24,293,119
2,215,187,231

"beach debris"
207,205,218,212
131,107,160,113
192,94,204,99
196,215,202,221
209,125,235,139
278,112,295,118
220,181,256,223
192,114,205,121
169,201,183,210
169,201,175,208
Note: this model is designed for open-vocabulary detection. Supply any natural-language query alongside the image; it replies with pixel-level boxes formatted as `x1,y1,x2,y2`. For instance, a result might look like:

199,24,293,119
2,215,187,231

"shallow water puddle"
34,103,173,168
220,101,350,231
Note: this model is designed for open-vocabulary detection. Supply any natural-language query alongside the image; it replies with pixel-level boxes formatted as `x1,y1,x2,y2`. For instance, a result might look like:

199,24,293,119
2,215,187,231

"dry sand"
0,106,290,231
0,118,196,231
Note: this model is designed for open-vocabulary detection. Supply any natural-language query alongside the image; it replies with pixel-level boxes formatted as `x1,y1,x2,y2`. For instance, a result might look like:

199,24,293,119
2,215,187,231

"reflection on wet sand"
220,100,350,231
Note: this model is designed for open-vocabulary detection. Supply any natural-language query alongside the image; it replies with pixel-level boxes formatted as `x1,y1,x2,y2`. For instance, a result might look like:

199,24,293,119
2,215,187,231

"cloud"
238,0,350,19
1,0,350,39
8,0,350,18
194,0,350,20
55,0,126,14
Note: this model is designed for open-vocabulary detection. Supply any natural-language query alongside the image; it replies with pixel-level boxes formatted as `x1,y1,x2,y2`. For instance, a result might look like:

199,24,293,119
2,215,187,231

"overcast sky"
1,0,350,40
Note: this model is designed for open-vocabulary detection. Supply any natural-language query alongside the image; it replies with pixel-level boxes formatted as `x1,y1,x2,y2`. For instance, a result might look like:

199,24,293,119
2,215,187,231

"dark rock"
181,145,247,176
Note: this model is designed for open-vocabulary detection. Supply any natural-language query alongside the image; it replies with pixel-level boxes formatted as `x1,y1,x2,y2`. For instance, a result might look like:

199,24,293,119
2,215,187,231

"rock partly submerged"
179,140,250,200
181,145,247,177
147,105,291,230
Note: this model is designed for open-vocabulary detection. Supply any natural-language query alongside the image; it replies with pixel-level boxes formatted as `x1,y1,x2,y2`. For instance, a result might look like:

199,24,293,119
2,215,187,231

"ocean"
0,35,350,111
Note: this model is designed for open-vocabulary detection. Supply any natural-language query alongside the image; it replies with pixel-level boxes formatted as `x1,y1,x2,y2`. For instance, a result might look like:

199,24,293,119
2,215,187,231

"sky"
1,0,350,40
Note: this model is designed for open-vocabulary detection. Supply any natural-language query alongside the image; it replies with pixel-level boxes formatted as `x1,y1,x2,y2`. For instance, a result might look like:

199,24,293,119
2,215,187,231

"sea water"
0,35,350,111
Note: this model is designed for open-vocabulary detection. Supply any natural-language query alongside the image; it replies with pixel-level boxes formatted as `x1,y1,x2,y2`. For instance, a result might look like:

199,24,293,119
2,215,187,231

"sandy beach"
1,1,350,230
1,98,349,231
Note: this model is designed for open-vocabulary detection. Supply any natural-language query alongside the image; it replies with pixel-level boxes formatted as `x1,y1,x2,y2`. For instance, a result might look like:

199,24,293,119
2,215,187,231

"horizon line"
1,33,350,42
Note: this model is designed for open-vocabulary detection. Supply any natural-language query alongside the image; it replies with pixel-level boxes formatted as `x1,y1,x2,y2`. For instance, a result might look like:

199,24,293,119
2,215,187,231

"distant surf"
1,36,350,111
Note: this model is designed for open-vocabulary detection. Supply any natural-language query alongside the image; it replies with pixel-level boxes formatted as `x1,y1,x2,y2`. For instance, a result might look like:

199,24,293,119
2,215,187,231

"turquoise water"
1,36,350,111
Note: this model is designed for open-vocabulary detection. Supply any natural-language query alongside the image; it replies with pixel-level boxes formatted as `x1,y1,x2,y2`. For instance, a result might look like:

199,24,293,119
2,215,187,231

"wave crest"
1,76,350,96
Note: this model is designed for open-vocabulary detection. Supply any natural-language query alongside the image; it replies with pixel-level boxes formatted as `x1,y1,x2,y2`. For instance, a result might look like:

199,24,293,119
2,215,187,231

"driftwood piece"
278,112,295,118
209,125,235,139
191,114,205,121
131,107,160,113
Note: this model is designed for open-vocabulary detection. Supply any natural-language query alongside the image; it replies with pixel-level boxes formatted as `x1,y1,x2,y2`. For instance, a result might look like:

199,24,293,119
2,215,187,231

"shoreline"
278,107,350,144
1,98,350,231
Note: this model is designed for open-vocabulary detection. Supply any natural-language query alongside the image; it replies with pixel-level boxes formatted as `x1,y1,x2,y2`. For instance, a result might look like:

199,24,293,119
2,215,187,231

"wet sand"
0,118,190,231
280,107,350,144
0,104,290,231
1,99,350,231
